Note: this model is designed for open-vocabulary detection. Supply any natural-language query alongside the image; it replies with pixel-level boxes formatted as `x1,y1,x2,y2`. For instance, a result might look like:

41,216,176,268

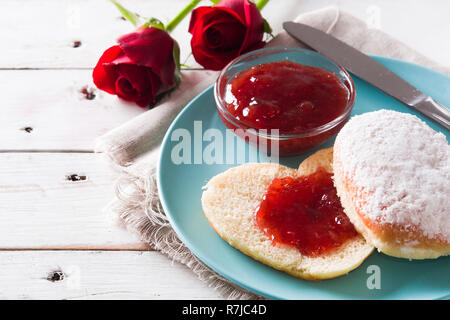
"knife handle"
413,97,450,130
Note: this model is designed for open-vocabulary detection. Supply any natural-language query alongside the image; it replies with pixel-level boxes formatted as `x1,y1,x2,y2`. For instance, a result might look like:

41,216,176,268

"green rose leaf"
263,18,274,37
173,40,182,85
110,0,141,27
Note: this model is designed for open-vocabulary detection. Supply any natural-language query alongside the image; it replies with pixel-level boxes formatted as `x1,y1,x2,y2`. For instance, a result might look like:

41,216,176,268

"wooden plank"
0,250,220,299
1,0,200,69
0,69,215,151
0,69,145,151
0,152,147,249
2,0,450,69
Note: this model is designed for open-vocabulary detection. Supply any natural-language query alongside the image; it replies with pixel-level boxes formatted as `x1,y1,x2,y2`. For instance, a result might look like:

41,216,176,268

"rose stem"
256,0,270,10
165,0,201,33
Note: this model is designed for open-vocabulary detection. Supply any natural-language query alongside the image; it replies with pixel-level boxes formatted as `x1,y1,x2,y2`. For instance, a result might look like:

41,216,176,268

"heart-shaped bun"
333,110,450,259
201,149,373,280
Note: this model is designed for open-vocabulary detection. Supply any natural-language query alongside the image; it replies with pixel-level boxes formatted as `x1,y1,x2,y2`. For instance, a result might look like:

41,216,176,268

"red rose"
188,0,265,70
93,27,177,107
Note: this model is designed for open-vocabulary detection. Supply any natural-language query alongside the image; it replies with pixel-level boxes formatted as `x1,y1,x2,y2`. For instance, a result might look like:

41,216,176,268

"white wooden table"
1,0,449,299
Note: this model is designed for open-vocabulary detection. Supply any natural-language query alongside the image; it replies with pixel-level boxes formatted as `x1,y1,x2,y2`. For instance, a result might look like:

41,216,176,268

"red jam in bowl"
255,168,358,257
225,60,349,133
219,60,353,155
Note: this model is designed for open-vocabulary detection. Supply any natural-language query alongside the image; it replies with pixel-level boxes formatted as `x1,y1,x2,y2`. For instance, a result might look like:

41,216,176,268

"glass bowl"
214,47,356,156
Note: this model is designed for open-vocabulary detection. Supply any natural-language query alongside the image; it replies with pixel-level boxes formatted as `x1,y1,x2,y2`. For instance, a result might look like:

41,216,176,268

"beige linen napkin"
96,7,450,299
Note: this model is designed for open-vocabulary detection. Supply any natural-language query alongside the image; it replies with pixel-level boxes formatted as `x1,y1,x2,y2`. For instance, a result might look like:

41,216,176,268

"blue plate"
158,56,450,300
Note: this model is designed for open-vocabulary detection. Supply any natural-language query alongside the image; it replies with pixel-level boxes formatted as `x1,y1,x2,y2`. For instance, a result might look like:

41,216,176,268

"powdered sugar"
335,110,450,242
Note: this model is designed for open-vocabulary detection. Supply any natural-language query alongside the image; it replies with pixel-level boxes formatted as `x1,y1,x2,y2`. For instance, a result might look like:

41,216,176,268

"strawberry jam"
255,168,358,257
225,60,349,133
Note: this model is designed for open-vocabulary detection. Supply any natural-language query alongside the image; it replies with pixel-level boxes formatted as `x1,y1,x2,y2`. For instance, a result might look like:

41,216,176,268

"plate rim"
157,55,450,300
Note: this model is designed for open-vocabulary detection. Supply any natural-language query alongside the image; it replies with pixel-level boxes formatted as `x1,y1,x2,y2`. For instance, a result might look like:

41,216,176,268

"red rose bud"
188,0,265,71
93,27,177,107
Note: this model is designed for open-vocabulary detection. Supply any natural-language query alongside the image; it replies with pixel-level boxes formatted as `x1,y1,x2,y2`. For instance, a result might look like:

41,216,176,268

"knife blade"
283,21,450,130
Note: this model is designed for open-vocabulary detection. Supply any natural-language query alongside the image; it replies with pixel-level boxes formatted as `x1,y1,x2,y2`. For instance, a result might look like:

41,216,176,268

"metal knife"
283,21,450,130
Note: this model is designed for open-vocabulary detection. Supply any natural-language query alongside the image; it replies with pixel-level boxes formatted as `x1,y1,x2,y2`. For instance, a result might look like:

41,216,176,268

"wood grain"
0,250,220,299
1,0,199,69
0,69,145,151
0,69,217,151
0,152,147,249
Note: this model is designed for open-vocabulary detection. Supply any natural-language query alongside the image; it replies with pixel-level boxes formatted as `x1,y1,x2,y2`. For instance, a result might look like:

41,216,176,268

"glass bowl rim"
213,46,356,139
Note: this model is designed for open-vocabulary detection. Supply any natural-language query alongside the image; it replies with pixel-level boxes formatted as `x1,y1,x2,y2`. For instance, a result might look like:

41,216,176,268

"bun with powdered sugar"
333,110,450,259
